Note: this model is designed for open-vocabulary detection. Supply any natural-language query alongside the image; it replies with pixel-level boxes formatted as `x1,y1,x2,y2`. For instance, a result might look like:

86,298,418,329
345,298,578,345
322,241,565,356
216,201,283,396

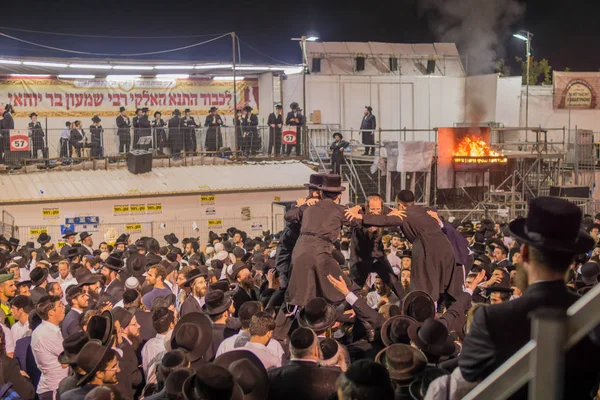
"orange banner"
0,77,259,117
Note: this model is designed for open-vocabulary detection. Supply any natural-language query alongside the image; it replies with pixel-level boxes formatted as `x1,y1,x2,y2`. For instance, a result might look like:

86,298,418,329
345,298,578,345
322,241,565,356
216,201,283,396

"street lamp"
291,35,319,156
513,30,533,129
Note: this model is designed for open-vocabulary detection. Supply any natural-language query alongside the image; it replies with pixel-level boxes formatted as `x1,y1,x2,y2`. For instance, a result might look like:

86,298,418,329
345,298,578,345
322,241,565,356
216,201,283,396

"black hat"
408,366,449,400
290,102,299,109
166,369,194,399
119,106,126,112
401,291,435,322
317,174,346,193
209,106,218,112
232,246,245,260
275,104,283,110
208,231,219,243
486,286,515,295
407,318,456,357
184,108,191,113
79,231,92,242
297,297,336,332
182,364,243,400
184,268,207,287
135,108,141,113
62,229,77,239
365,106,373,112
227,261,250,281
304,173,324,189
332,132,343,140
210,280,231,293
164,233,179,245
87,310,114,346
126,253,146,277
48,251,65,265
154,111,162,117
112,307,133,329
471,242,486,255
581,262,600,285
30,267,48,286
381,315,417,346
171,312,213,362
142,107,149,113
214,350,269,400
76,340,111,386
243,105,252,112
8,237,19,251
202,290,232,316
375,344,427,383
173,109,182,115
103,254,124,271
37,233,51,245
29,112,38,118
75,269,103,286
509,197,593,254
66,246,82,259
58,331,90,365
92,116,101,123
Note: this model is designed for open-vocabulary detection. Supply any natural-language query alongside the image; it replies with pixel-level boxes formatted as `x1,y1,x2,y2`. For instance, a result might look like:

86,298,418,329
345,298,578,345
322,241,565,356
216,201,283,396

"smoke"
421,0,525,75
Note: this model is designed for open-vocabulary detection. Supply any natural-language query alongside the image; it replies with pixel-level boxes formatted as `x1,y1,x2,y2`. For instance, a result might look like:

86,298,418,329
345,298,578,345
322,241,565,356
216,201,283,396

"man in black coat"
204,106,223,153
229,262,258,317
97,255,125,306
360,106,376,156
268,327,339,400
137,108,152,148
132,108,142,147
116,107,131,154
459,197,600,400
181,108,197,152
28,112,45,159
329,132,349,175
180,269,207,317
346,189,461,305
267,105,283,156
89,116,103,158
0,104,15,164
168,109,184,157
285,102,303,157
241,105,260,156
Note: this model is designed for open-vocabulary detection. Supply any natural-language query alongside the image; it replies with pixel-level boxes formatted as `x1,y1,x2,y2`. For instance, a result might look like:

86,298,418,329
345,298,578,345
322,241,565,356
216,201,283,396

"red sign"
282,126,297,145
9,130,29,151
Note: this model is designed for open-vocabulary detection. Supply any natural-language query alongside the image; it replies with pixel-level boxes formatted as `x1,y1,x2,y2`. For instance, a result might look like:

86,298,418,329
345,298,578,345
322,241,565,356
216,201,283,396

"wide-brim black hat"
92,116,101,123
297,298,337,332
76,340,111,386
317,174,346,193
75,270,103,286
182,365,243,400
332,132,343,140
202,289,232,316
62,229,77,239
401,291,435,322
126,253,146,276
508,197,594,254
47,251,65,265
381,315,417,347
58,331,90,365
79,232,92,242
214,350,269,400
209,106,218,112
173,109,181,115
119,106,126,112
365,106,373,112
184,268,207,287
304,173,324,189
29,112,38,118
30,267,48,286
171,312,213,362
87,310,114,346
227,261,249,281
408,367,449,400
375,344,427,383
37,233,51,245
103,254,124,271
407,319,455,357
164,233,179,245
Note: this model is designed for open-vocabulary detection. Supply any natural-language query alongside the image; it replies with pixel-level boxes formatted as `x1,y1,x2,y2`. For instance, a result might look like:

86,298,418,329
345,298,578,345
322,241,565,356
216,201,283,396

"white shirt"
1,324,14,354
387,253,402,269
31,320,69,394
19,268,30,282
142,333,167,384
366,291,400,309
240,341,282,370
10,320,29,343
216,331,285,363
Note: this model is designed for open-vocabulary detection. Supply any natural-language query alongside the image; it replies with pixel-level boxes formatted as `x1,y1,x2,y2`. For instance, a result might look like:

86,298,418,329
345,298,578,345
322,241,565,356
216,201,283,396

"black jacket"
267,360,340,400
98,279,125,306
0,354,35,400
180,295,203,317
459,280,600,399
231,285,258,317
116,115,131,137
360,113,376,132
285,111,303,126
116,339,143,400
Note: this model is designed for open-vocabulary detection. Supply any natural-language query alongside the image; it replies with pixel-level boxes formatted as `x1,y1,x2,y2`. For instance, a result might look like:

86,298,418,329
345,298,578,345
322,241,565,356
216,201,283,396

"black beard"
241,278,254,291
127,335,141,351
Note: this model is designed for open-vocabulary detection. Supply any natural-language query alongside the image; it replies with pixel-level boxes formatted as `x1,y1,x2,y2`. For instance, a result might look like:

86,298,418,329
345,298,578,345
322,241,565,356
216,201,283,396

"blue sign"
65,218,75,225
74,216,99,224
61,224,75,235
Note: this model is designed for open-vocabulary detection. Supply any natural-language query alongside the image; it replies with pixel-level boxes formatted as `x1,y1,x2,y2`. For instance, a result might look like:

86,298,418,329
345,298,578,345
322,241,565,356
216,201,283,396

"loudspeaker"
311,58,321,73
549,185,590,198
356,56,365,71
426,59,436,74
127,150,152,174
389,57,398,71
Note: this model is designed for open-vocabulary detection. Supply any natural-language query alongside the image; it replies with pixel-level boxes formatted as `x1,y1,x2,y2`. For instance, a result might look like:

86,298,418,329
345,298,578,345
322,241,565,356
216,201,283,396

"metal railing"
464,282,600,400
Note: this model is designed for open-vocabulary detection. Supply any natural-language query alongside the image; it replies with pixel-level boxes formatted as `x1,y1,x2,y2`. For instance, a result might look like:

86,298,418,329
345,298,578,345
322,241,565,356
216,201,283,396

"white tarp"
396,141,436,172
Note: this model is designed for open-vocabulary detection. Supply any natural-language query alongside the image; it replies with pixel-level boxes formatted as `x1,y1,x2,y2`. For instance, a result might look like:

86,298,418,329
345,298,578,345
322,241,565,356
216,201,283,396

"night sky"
0,0,594,73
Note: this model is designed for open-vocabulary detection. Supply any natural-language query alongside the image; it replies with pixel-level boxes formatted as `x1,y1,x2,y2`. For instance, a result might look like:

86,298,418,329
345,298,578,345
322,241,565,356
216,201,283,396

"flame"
453,135,507,163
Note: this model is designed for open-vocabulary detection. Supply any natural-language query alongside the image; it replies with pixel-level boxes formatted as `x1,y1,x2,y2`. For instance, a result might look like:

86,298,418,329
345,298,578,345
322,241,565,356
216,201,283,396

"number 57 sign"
10,130,30,151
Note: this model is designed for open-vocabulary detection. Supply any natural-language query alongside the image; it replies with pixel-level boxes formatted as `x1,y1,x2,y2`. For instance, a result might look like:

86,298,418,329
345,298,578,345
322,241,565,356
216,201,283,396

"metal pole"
302,36,307,157
529,309,567,400
526,33,531,129
232,32,238,152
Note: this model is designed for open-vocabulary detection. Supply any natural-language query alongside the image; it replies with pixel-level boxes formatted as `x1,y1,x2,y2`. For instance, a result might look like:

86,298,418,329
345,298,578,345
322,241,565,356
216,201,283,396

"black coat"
14,336,41,390
89,125,103,148
204,114,223,151
459,280,600,400
98,279,125,306
116,339,143,400
138,115,152,137
135,309,156,343
359,114,376,132
168,116,184,151
180,295,203,317
116,115,131,138
69,128,85,148
267,360,340,400
1,112,14,144
29,286,47,305
0,353,35,399
268,113,283,135
62,309,82,337
285,111,303,126
28,121,44,149
362,206,461,303
231,285,258,317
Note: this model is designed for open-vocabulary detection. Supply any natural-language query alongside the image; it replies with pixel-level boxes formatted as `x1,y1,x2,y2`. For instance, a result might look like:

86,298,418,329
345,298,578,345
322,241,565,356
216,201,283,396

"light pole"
513,31,533,128
291,35,318,156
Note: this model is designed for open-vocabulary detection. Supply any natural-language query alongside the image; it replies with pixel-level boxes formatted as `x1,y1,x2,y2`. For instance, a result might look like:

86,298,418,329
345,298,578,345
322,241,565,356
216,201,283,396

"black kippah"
319,338,339,360
397,190,415,203
123,289,139,304
290,327,315,350
344,359,391,387
161,349,186,367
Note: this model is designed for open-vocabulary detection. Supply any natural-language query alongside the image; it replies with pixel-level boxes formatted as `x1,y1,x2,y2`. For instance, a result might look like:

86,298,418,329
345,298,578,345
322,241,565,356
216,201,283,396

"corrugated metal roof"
0,161,315,204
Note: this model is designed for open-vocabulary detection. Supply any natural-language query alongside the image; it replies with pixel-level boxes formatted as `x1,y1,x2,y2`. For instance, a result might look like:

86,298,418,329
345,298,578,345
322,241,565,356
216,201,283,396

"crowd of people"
0,102,307,164
0,172,597,399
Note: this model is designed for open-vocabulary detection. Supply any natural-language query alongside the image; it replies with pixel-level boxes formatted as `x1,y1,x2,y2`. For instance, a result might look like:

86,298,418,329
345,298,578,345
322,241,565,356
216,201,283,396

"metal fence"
17,216,270,248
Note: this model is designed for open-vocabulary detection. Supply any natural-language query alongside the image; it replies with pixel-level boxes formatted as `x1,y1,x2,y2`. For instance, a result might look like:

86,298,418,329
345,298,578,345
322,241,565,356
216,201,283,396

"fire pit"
452,135,507,171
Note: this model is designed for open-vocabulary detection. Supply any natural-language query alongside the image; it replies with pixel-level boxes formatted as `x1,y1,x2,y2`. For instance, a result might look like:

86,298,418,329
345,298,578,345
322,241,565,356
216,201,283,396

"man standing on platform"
204,106,223,153
267,105,283,157
138,108,152,148
360,106,376,156
182,108,198,153
285,102,303,157
168,109,184,158
116,107,131,154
